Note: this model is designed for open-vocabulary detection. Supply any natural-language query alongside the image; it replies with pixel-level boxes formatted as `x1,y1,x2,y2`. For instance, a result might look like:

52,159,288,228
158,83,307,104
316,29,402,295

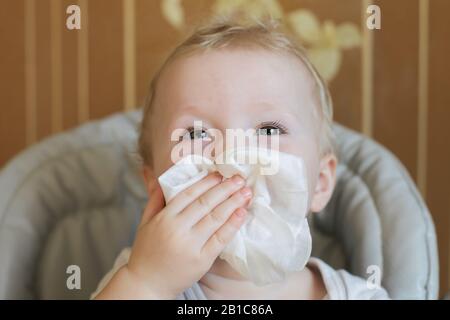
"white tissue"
158,147,312,286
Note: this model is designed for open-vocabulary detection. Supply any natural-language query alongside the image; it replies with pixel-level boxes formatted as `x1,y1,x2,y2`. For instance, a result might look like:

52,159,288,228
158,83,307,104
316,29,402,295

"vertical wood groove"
24,0,37,145
78,0,89,122
362,0,374,137
123,0,136,110
50,0,63,133
417,0,429,198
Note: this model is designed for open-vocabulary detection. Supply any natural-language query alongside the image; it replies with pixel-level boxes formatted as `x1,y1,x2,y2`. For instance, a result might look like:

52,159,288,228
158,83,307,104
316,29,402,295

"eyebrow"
171,105,210,119
170,102,301,125
248,101,303,119
252,107,301,122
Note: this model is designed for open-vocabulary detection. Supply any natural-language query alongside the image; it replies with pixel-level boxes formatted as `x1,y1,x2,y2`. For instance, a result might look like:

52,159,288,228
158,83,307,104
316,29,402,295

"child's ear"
310,153,337,213
142,165,159,197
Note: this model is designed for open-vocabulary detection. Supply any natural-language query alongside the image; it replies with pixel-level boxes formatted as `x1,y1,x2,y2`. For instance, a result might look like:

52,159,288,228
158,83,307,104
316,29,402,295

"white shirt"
91,248,390,300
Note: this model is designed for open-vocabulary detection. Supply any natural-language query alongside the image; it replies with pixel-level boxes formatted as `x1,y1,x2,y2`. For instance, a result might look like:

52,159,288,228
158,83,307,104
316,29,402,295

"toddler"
92,17,389,300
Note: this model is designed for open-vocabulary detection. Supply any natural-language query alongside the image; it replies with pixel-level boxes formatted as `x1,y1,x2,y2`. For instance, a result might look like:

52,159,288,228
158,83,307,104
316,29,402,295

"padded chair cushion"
0,110,439,299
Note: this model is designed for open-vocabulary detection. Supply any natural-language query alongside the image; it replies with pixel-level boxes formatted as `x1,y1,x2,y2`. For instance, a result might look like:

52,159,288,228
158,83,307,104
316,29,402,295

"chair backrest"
0,110,439,299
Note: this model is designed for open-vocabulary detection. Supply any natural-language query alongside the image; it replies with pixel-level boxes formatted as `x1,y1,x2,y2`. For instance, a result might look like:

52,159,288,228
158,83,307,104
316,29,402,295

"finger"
193,187,252,243
139,185,165,227
201,208,247,259
164,172,223,215
179,175,246,226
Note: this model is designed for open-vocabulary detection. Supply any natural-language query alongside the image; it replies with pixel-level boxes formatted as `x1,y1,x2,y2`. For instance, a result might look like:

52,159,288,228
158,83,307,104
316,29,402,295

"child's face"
146,48,335,211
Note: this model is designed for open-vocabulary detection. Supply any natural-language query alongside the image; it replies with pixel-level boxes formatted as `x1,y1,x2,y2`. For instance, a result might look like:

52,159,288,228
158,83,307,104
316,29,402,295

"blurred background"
0,0,449,296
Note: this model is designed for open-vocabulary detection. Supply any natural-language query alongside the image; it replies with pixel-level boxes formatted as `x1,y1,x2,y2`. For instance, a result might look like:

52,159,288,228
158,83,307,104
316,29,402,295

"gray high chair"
0,110,439,299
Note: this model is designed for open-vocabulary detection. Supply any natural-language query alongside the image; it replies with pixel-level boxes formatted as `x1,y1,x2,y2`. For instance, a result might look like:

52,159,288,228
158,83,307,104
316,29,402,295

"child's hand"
126,172,252,299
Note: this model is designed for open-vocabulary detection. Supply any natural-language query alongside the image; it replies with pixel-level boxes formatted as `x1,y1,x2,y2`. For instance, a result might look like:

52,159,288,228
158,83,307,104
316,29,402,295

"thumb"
139,184,165,227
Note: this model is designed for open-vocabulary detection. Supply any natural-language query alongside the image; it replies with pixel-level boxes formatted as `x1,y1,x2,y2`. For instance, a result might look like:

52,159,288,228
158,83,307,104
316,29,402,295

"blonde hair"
138,16,335,167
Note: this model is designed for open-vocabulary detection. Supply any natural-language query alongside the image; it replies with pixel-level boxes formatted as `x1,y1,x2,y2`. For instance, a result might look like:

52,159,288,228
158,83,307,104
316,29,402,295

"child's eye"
257,127,280,136
256,121,288,136
182,127,210,140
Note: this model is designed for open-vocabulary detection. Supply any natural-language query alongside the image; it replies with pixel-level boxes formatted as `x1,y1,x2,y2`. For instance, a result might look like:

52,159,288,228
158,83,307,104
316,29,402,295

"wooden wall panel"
428,0,450,297
136,0,178,107
61,0,80,130
373,0,419,180
135,0,208,107
0,1,26,165
283,0,363,132
35,0,52,140
87,0,124,120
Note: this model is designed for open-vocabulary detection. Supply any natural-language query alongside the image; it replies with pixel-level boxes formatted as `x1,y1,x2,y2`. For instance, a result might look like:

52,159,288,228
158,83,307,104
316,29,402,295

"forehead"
152,48,320,127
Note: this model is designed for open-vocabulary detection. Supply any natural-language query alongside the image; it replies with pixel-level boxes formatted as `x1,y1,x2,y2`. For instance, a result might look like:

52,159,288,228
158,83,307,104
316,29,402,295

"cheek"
305,158,320,205
150,137,176,177
278,137,320,193
152,139,212,176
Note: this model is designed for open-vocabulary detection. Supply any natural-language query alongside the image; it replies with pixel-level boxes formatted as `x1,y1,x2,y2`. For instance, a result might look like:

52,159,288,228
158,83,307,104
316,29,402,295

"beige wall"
0,0,449,297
